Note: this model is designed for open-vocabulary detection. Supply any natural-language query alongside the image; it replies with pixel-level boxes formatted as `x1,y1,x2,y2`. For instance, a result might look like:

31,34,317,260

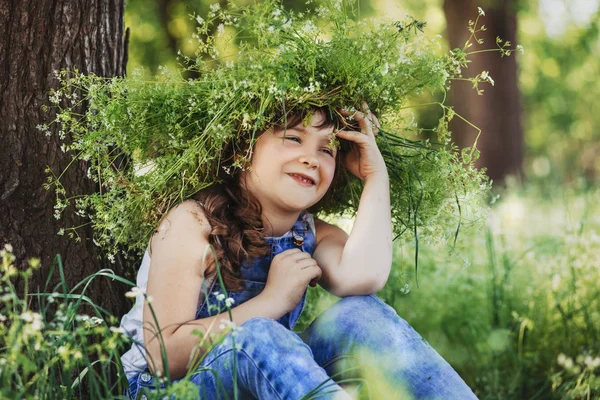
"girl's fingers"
370,113,381,135
362,101,381,136
303,264,322,280
339,105,375,137
293,252,313,262
334,129,369,144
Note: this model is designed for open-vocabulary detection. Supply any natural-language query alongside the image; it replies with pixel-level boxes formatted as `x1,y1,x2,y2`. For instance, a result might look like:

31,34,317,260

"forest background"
0,0,599,398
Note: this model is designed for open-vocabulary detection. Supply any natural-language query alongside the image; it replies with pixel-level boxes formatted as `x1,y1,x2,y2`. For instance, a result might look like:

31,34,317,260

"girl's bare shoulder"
149,199,212,256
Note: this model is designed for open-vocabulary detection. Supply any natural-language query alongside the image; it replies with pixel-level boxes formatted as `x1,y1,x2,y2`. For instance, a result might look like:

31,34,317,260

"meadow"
1,184,599,399
304,183,600,399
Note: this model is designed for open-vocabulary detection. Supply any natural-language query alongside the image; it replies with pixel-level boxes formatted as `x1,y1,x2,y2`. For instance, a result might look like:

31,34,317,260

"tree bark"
0,0,129,316
443,0,523,184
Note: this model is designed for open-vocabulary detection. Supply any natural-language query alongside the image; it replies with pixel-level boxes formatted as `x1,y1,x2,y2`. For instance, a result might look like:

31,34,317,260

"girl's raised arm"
312,103,393,297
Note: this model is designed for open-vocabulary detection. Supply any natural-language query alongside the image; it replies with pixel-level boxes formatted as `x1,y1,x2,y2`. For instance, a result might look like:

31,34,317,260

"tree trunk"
443,0,523,184
0,0,130,316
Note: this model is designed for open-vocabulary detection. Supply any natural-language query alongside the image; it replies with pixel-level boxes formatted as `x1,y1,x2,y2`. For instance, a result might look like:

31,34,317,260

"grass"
374,184,600,399
2,184,599,399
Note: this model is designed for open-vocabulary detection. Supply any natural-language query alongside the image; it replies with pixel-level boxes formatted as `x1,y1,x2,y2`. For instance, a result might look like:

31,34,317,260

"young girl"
119,103,478,399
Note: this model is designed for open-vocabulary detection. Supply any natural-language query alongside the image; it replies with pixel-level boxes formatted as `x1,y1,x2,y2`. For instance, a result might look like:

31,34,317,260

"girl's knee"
332,294,397,322
308,295,410,343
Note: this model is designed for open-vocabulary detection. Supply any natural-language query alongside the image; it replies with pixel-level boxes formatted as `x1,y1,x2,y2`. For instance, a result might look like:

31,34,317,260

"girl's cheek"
324,159,336,184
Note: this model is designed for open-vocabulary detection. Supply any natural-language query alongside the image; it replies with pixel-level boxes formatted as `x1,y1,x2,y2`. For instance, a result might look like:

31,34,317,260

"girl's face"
242,111,337,214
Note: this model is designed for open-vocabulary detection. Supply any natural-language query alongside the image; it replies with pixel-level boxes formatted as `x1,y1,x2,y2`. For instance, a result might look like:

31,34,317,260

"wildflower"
4,244,13,253
400,283,411,294
75,314,91,322
480,70,494,86
516,44,524,54
31,317,44,331
218,319,237,331
215,292,226,301
58,345,68,357
125,286,144,298
584,355,600,369
477,7,485,16
225,297,235,308
0,313,6,322
110,326,125,334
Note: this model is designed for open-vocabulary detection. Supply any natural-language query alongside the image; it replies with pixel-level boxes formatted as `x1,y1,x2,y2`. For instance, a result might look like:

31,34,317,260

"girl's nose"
299,154,319,169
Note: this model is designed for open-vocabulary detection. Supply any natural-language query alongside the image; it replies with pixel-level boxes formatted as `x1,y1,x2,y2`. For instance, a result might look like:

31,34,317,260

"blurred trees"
519,5,600,186
444,0,523,184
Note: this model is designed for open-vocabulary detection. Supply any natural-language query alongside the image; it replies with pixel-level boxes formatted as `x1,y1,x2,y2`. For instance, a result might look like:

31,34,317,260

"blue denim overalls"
195,210,316,330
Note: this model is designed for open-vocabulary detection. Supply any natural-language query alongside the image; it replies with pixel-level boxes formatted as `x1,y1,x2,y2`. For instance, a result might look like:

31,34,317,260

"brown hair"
194,106,351,291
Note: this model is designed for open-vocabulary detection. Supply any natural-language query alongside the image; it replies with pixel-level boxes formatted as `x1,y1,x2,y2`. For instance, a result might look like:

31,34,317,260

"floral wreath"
44,0,510,264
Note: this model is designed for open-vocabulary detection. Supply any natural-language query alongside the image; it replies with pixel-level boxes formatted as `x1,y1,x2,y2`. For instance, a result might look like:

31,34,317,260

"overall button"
140,372,152,382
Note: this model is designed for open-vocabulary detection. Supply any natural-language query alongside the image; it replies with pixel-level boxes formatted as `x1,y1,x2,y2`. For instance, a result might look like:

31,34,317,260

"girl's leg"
190,317,351,399
299,295,478,400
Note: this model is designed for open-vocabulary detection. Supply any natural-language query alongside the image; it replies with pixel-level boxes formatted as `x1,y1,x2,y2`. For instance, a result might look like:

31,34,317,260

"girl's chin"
280,195,322,211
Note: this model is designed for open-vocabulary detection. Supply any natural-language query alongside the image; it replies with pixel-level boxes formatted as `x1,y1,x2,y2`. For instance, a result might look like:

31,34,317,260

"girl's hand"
261,249,322,314
336,101,387,182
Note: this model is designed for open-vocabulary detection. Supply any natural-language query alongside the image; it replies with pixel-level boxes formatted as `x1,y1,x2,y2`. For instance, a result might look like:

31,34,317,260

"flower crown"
46,0,491,260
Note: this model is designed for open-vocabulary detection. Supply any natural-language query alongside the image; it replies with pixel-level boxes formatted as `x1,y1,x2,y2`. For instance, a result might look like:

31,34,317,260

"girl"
119,103,478,399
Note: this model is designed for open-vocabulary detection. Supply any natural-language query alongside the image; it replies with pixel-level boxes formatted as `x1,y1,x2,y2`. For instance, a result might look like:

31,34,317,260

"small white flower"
217,23,225,36
125,286,144,298
58,345,68,356
21,312,44,331
215,292,226,301
516,44,524,54
478,7,485,16
225,297,235,307
75,314,90,322
21,312,34,323
110,326,125,334
218,319,237,331
0,314,6,322
4,244,13,253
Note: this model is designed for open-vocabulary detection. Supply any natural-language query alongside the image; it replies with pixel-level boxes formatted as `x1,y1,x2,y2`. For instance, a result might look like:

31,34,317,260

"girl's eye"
321,148,334,156
284,136,301,143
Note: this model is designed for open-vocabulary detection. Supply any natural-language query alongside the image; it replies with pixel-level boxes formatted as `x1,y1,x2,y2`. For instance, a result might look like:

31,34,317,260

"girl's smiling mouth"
287,173,316,187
